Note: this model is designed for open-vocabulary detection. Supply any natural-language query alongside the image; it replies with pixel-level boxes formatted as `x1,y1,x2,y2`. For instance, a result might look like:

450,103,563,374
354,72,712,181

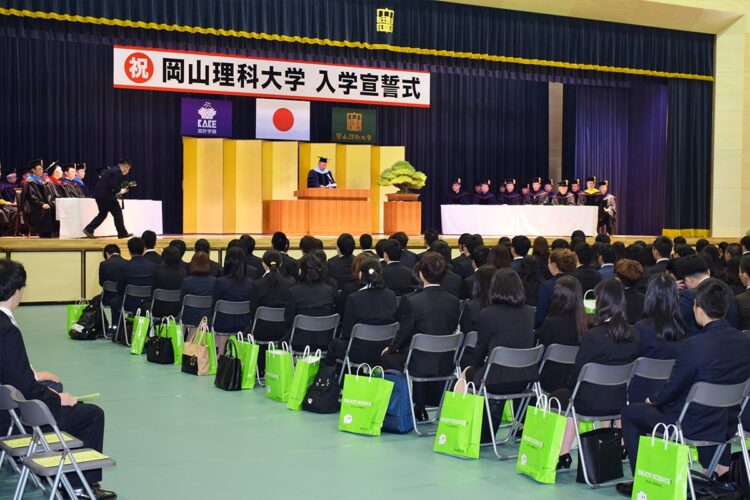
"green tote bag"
265,342,294,402
338,365,394,436
129,309,151,355
515,395,567,484
287,347,321,410
631,423,690,500
433,382,484,459
230,333,261,390
66,299,88,333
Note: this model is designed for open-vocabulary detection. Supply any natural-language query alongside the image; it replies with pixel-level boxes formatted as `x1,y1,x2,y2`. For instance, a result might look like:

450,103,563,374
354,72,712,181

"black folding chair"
249,307,287,386
337,323,398,383
178,294,214,329
150,288,182,320
288,314,340,356
116,285,152,344
537,343,579,395
99,281,118,339
456,330,478,367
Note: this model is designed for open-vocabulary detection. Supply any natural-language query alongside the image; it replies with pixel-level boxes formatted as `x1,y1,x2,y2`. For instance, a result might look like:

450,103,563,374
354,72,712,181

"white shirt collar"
513,256,523,261
601,263,614,268
0,306,17,327
656,258,669,263
423,283,440,288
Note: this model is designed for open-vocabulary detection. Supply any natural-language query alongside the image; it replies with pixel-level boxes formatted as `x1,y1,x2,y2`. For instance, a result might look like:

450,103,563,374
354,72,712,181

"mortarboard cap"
45,161,61,175
27,159,43,170
481,179,491,186
597,180,609,187
76,162,87,171
62,163,76,171
543,179,553,186
558,180,569,187
571,178,581,186
451,177,462,185
317,156,328,163
531,177,542,185
586,176,597,183
504,178,516,185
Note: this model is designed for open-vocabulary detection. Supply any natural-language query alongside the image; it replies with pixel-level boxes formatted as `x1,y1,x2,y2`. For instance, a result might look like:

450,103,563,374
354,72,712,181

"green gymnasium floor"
0,305,624,499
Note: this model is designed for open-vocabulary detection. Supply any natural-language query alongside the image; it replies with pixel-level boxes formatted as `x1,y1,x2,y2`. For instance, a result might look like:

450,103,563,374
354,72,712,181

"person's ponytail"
360,259,384,289
263,250,283,286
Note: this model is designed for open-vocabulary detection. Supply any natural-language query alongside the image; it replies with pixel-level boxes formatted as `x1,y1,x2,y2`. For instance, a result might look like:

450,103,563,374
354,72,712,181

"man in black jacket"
109,237,157,331
98,243,126,306
571,243,602,292
737,254,750,330
0,260,116,499
272,232,298,279
141,230,161,265
429,240,462,299
390,232,418,269
83,159,132,239
381,239,416,296
617,279,750,496
327,233,356,290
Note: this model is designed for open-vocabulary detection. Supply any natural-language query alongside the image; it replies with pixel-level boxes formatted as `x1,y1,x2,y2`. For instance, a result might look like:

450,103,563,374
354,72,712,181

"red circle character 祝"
124,52,154,84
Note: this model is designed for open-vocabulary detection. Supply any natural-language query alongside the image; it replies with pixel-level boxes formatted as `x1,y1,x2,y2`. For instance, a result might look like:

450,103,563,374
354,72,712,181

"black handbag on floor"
214,340,242,391
146,320,174,365
576,427,624,484
69,301,104,340
301,365,340,414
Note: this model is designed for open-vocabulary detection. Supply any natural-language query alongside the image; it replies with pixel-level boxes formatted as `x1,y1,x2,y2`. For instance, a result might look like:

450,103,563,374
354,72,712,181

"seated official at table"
306,156,336,188
472,179,496,205
551,180,576,206
498,179,522,205
444,177,469,205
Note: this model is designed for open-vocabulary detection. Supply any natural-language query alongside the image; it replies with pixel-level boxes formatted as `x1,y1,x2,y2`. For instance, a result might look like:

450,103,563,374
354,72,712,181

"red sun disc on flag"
272,108,295,132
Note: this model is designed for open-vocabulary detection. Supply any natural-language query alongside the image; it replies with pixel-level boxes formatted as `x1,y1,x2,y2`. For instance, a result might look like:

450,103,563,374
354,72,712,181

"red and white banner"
113,45,430,108
256,99,310,141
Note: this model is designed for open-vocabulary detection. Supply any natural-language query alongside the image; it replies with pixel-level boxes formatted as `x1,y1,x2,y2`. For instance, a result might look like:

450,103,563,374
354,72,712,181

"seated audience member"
374,238,388,263
180,252,217,327
98,244,125,306
239,234,263,279
429,240,462,298
615,259,645,324
272,231,298,279
285,254,336,351
517,255,543,307
227,239,259,280
141,230,161,265
461,245,489,299
298,234,321,255
381,253,460,418
550,238,569,250
536,276,587,393
169,239,189,271
150,246,188,317
110,237,157,331
510,235,531,272
390,232,418,269
702,245,722,276
212,246,255,333
673,244,696,259
725,242,742,263
487,244,512,269
572,243,602,293
0,260,117,499
324,259,397,367
335,253,373,318
612,241,626,261
327,233,357,290
532,236,552,280
673,236,687,247
194,238,221,277
535,248,578,328
597,245,616,281
381,239,417,296
644,236,672,278
737,254,750,330
416,228,440,261
617,279,750,496
451,233,475,279
676,254,738,335
247,250,294,351
359,233,375,255
628,273,686,404
718,257,744,296
553,279,640,471
459,265,496,336
695,238,710,253
309,249,339,291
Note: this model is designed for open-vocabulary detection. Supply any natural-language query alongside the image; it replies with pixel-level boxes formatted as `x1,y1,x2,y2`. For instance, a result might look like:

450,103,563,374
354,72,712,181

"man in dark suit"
415,228,440,262
451,233,474,280
109,237,158,331
167,239,189,271
194,238,221,277
390,232,418,269
617,279,750,496
327,233,356,290
98,243,126,307
462,245,489,300
141,230,161,266
82,158,132,239
510,235,531,272
0,260,116,499
430,240,462,298
676,254,738,336
381,239,416,296
597,245,616,281
737,255,750,330
272,231,298,279
572,243,602,292
645,236,672,276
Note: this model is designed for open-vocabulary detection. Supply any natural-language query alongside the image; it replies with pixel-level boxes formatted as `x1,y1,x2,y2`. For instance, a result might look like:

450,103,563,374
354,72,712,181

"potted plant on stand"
377,160,426,234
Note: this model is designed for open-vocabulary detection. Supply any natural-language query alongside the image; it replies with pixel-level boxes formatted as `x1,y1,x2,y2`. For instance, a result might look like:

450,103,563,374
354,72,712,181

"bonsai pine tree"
377,160,427,194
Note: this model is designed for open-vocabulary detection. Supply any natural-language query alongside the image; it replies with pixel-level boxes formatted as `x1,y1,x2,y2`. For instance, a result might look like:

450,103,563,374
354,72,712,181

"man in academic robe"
471,180,482,201
540,179,554,205
472,179,496,205
444,177,468,204
597,180,617,235
520,183,531,205
44,162,67,206
551,180,576,206
74,163,90,197
498,178,522,205
0,167,17,235
306,156,336,188
61,163,84,198
528,177,547,205
570,178,584,205
582,176,601,207
21,159,55,237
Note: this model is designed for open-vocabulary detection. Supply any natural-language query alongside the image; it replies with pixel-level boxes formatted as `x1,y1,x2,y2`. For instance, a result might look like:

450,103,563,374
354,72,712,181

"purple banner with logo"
180,98,232,137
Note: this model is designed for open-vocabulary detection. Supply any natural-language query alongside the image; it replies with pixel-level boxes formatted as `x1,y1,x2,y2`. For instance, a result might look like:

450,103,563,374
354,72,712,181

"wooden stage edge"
0,233,737,252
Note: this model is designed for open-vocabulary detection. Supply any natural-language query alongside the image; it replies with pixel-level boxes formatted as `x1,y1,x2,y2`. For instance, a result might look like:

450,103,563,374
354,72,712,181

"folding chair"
337,323,398,383
249,306,287,386
178,294,214,329
403,332,464,436
288,314,340,356
116,284,152,343
632,357,675,382
537,343,579,395
456,330,478,366
99,281,118,339
568,362,637,488
11,395,115,500
211,300,251,352
150,288,182,320
478,345,545,459
456,299,470,330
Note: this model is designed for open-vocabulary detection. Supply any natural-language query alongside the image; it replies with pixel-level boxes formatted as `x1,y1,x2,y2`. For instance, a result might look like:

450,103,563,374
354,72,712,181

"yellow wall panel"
262,141,299,201
14,252,82,303
224,140,263,233
299,143,338,189
371,146,405,233
336,144,372,189
85,251,104,298
183,138,224,233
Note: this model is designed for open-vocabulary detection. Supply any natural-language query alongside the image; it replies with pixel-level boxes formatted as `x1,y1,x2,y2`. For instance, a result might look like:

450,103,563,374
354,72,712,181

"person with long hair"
516,255,544,306
180,252,216,327
615,259,645,324
285,253,337,351
533,236,552,280
335,252,374,317
323,258,397,367
536,276,587,393
212,246,255,334
487,245,512,269
459,265,496,337
535,248,578,328
553,279,640,470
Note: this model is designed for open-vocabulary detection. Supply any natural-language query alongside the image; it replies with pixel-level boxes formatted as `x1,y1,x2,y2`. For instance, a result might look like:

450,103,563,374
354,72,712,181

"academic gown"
21,180,54,236
444,189,468,205
472,192,496,205
583,188,602,207
61,178,83,198
498,192,522,205
552,192,576,206
529,190,549,205
598,194,617,234
307,168,336,188
570,189,584,206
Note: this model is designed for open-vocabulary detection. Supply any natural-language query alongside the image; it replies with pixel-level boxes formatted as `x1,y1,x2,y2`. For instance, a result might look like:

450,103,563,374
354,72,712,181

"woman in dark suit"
554,279,640,470
536,276,587,393
334,253,371,318
517,255,544,307
324,258,397,367
247,250,293,341
285,253,336,351
628,273,685,403
615,259,645,324
151,246,187,317
179,252,216,327
459,265,496,335
212,246,254,333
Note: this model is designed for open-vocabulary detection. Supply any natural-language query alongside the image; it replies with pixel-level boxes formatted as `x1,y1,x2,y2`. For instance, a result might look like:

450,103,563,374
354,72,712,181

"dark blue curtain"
562,83,668,235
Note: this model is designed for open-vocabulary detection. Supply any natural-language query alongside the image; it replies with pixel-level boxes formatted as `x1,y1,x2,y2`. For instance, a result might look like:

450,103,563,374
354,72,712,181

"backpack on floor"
301,365,340,414
69,301,105,340
381,371,414,433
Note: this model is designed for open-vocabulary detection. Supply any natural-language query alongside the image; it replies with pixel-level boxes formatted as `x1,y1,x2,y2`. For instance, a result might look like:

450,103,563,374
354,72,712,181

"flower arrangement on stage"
377,160,427,194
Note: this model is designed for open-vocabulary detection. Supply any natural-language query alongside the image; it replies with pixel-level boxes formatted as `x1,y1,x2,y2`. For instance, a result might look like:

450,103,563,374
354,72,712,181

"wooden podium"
265,188,371,235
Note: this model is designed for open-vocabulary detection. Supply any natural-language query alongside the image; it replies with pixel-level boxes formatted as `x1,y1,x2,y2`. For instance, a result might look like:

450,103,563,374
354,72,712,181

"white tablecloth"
441,205,598,236
56,198,163,238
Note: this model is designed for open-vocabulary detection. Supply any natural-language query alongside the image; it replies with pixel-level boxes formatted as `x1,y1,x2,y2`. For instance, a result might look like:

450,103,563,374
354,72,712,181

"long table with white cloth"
56,198,163,238
441,205,598,236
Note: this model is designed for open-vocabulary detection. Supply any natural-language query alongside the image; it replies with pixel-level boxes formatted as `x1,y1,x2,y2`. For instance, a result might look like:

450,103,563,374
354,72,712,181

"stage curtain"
666,80,713,232
2,0,714,78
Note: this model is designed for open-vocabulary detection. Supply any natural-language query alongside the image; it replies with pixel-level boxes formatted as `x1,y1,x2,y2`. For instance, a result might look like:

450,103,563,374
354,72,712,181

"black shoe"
711,470,732,485
556,453,572,470
414,405,429,422
621,447,628,461
615,482,633,497
67,485,117,499
117,233,133,239
82,228,96,239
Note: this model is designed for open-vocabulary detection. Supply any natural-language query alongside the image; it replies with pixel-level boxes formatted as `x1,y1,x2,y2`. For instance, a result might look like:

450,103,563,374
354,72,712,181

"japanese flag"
256,98,310,141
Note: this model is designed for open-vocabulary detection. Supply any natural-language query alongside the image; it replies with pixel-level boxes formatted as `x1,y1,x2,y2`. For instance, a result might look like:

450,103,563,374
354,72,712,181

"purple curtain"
563,84,668,235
